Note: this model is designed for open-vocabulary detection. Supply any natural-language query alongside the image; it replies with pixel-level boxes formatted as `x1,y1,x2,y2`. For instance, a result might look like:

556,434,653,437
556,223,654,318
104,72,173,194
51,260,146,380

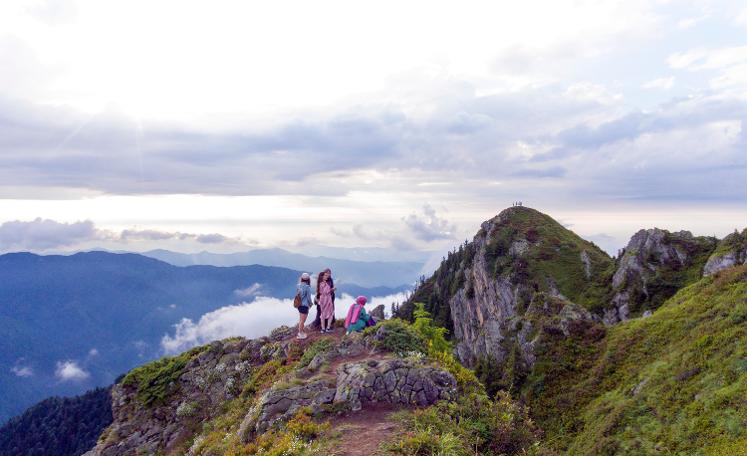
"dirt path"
328,404,402,456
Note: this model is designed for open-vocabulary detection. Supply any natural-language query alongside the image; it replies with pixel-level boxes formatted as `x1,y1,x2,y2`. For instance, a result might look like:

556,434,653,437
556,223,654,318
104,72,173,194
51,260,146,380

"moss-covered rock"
605,228,717,324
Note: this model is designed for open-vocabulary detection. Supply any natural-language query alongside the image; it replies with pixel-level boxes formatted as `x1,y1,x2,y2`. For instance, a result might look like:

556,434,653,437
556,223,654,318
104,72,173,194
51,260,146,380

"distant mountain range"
136,248,425,288
0,251,407,423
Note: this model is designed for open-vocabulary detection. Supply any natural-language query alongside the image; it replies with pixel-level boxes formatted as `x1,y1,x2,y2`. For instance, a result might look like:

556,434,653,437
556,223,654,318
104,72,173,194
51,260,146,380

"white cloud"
642,76,674,90
0,217,248,253
88,348,99,357
11,365,34,377
0,218,99,252
403,205,456,242
161,292,409,354
0,0,659,126
234,283,263,298
735,8,747,26
55,360,89,381
667,46,747,71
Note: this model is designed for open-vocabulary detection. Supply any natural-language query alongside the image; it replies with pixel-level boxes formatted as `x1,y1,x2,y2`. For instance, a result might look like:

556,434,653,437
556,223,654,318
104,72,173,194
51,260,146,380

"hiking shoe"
296,332,307,339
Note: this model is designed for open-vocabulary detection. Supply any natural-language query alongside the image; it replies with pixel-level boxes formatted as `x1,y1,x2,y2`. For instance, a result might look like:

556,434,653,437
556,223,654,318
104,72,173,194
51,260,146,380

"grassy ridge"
528,265,747,454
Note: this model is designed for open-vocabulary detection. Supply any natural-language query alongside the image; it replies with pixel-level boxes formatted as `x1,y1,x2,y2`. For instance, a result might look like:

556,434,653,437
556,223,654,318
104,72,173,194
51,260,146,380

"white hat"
301,272,310,280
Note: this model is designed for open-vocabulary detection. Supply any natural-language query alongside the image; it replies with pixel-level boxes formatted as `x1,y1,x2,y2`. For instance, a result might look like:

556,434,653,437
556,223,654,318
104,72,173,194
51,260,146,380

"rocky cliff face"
604,228,717,324
703,229,747,276
404,206,614,369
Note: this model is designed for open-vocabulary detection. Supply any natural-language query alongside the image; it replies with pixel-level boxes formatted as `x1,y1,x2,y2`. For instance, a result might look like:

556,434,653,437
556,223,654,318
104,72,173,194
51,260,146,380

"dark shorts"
298,305,309,315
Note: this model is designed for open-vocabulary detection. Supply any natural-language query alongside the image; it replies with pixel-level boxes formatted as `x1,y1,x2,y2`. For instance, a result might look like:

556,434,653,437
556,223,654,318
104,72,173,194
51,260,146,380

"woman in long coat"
317,270,336,333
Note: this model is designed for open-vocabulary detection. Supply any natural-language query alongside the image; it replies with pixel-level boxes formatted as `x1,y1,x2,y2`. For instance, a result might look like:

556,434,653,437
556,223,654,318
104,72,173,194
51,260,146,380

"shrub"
391,390,541,455
411,303,451,356
364,319,427,356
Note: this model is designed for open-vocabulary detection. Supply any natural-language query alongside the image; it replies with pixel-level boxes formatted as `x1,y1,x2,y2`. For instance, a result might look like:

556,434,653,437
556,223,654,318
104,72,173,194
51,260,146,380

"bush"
364,319,427,356
412,303,451,355
390,390,541,455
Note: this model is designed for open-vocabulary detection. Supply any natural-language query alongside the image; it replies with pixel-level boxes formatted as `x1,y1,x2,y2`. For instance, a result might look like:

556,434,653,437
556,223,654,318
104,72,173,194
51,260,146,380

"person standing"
296,273,312,339
317,270,336,333
313,268,336,328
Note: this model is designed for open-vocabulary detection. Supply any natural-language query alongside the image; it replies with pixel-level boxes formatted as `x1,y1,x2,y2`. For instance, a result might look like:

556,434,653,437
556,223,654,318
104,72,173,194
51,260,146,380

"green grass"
483,207,614,311
527,265,747,454
121,345,209,407
297,338,334,368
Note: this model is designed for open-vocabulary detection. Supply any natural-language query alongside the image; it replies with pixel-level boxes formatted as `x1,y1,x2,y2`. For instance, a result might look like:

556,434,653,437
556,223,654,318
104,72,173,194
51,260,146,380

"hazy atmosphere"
1,0,745,261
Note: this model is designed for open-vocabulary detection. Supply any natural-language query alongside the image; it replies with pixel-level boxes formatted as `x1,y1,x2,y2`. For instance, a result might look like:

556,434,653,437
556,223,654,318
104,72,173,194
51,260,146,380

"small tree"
411,303,451,355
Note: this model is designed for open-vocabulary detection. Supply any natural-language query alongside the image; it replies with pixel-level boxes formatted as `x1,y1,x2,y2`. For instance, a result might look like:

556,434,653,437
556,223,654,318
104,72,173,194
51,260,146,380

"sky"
1,0,746,260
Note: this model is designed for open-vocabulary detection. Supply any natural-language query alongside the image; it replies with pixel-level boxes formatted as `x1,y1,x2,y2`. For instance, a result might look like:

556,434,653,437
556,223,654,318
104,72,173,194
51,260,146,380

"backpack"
293,291,302,308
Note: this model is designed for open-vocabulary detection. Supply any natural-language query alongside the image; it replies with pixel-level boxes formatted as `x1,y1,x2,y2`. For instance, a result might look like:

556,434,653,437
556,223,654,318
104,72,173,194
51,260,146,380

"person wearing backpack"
344,295,373,334
294,273,312,339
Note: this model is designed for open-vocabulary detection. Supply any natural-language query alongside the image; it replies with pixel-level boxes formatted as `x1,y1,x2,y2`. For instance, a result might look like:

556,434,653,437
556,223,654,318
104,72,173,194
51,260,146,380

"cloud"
161,292,409,354
55,360,89,381
120,228,233,244
161,297,298,354
0,218,99,252
403,205,456,242
11,365,33,377
642,77,675,90
0,218,247,253
234,283,263,298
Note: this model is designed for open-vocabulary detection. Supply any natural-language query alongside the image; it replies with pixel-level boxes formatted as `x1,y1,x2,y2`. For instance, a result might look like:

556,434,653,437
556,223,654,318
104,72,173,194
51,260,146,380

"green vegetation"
483,207,614,311
710,228,747,258
387,306,541,455
398,207,615,326
363,318,427,356
528,265,747,454
121,345,208,406
388,391,541,456
244,409,330,455
297,338,334,368
0,386,112,456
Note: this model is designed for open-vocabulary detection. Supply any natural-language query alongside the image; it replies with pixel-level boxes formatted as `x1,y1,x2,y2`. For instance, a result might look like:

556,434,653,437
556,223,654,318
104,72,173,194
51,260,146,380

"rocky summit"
83,321,473,456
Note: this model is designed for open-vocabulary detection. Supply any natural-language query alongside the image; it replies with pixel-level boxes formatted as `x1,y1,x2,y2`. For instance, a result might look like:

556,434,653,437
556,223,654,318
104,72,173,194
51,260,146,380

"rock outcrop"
86,324,456,455
239,379,337,438
85,338,261,456
334,358,456,411
703,229,747,276
604,228,717,324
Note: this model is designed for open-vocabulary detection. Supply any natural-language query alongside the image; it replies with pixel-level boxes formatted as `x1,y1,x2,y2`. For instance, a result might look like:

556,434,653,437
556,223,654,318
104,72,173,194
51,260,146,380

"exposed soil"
327,403,403,456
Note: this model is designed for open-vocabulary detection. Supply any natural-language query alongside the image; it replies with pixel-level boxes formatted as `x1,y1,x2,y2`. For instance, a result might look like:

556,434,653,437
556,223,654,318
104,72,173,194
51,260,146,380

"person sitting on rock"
344,295,373,334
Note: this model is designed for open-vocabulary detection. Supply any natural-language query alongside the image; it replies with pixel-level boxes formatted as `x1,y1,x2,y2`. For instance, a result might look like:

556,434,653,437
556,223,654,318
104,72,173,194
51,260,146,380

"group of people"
294,269,374,339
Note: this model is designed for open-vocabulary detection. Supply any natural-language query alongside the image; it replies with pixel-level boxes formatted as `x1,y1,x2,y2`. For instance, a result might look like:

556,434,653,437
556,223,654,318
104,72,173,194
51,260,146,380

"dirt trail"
328,404,402,456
